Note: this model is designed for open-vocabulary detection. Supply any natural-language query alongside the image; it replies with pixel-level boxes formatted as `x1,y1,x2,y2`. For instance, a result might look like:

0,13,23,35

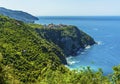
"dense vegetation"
0,15,120,84
0,15,67,83
0,7,38,23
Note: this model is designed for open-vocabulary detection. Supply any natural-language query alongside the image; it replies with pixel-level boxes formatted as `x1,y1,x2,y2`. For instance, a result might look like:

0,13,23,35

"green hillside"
0,15,120,84
0,15,67,83
0,7,38,23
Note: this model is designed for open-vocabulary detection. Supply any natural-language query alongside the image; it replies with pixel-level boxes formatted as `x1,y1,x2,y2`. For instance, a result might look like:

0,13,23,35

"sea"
35,16,120,75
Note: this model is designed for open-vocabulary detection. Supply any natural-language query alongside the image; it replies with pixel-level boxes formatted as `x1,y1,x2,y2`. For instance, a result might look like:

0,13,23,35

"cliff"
1,15,113,84
0,11,118,84
31,24,96,56
0,7,38,23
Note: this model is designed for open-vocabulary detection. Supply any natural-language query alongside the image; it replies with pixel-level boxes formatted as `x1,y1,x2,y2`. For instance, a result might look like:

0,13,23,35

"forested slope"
0,15,120,84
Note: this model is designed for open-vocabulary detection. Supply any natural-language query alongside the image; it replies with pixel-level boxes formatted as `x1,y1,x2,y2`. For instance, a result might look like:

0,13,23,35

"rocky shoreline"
35,24,96,57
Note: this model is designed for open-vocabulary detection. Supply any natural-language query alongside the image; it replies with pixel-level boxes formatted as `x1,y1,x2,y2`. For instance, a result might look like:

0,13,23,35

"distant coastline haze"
0,0,120,16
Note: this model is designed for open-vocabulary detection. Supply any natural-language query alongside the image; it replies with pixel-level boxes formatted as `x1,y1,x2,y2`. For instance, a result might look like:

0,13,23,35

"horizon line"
36,15,120,17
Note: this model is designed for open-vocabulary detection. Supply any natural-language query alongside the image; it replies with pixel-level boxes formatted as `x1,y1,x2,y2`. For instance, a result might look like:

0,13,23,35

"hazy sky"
0,0,120,16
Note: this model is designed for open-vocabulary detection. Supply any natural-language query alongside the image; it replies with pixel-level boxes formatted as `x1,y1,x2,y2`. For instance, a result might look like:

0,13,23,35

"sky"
0,0,120,16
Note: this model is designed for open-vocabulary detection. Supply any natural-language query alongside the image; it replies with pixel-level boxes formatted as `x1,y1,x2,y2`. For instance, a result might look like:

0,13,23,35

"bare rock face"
35,24,96,56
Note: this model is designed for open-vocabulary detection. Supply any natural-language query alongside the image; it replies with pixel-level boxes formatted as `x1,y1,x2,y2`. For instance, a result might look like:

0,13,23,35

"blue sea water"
35,16,120,75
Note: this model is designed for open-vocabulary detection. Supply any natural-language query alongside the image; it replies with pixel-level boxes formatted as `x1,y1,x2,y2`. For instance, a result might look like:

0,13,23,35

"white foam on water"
67,61,76,65
66,56,80,65
85,45,91,49
97,41,103,45
81,52,85,54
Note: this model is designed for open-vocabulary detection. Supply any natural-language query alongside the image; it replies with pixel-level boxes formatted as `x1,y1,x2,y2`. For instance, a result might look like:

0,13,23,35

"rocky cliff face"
35,24,96,56
0,7,38,23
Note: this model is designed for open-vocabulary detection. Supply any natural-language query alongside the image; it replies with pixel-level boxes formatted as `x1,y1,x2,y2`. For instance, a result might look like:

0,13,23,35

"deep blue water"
35,16,120,75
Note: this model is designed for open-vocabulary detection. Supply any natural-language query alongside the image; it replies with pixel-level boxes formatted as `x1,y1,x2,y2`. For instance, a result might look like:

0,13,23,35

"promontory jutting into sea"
36,16,120,75
1,0,120,83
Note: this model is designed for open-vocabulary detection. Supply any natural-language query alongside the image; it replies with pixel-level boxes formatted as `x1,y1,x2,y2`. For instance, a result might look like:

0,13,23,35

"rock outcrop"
35,24,96,56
